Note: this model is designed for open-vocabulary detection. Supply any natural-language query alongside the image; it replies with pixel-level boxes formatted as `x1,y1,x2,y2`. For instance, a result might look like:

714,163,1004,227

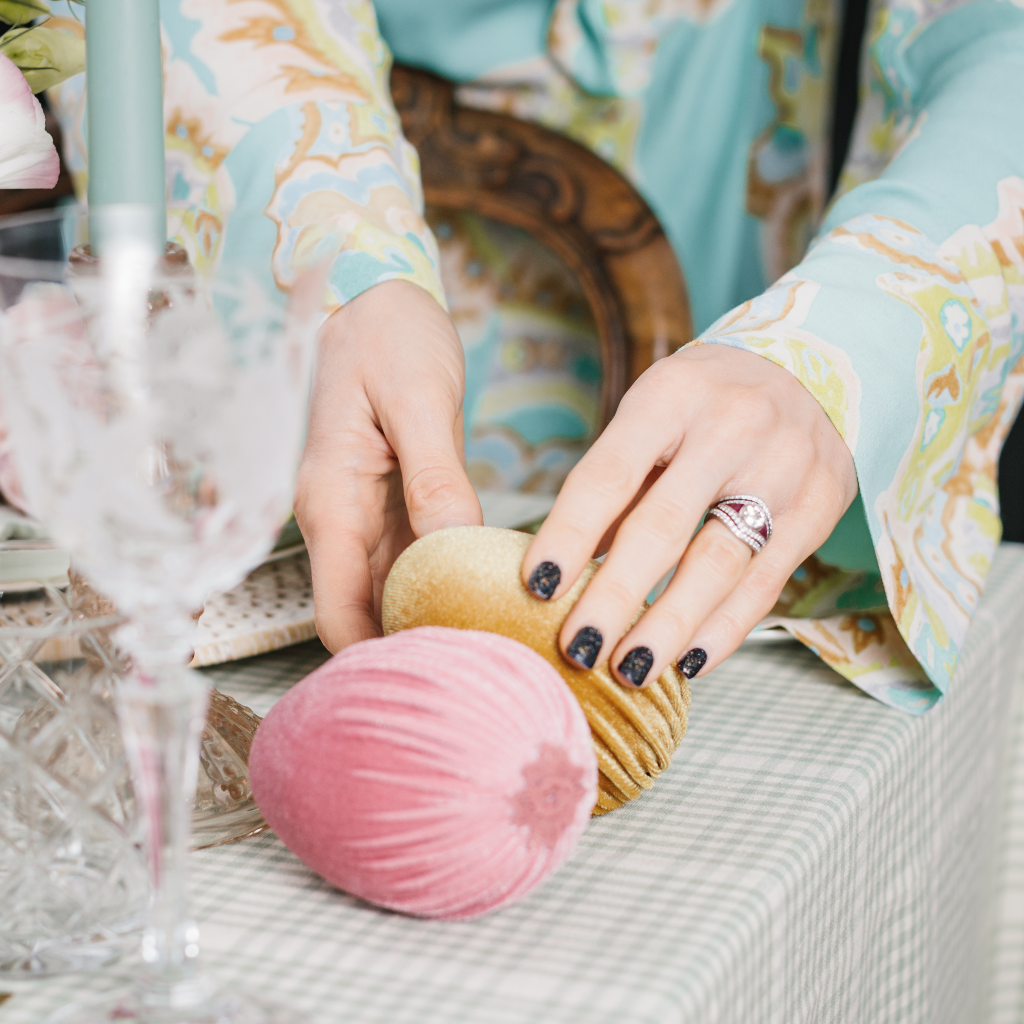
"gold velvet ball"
382,526,691,814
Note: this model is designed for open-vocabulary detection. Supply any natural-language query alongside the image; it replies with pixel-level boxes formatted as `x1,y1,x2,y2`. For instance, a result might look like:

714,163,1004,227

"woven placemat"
1,548,317,668
191,548,316,667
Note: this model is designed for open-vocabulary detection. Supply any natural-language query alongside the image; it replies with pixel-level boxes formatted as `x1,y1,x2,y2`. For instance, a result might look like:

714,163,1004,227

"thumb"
390,406,483,538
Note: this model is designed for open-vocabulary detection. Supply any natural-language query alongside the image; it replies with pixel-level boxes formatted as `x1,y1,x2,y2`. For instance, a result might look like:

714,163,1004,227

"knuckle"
720,384,779,436
698,531,751,577
784,468,850,527
557,516,597,551
631,497,691,548
403,465,463,520
311,592,351,650
714,604,754,642
774,423,814,462
292,468,327,534
570,449,637,502
745,565,786,611
623,359,667,396
634,357,680,395
661,605,698,642
743,398,780,435
313,612,340,653
595,573,643,615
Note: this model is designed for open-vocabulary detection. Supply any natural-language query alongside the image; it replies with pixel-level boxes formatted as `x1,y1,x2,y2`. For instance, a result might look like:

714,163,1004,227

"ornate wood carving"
391,64,693,427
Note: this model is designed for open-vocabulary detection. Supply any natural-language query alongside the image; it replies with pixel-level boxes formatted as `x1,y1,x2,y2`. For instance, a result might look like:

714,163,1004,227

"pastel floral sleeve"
696,0,1024,712
47,0,445,311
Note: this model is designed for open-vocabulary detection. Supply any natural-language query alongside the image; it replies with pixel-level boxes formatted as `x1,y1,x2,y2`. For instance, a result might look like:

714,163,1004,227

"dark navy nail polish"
566,626,602,669
527,561,561,600
678,648,707,679
617,646,654,687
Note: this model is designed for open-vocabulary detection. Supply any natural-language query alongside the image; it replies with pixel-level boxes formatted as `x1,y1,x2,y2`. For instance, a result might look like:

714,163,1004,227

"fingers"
386,401,482,538
515,342,860,689
552,441,742,679
293,422,396,652
365,286,481,539
602,518,752,686
304,522,382,652
298,391,479,651
521,366,697,600
673,525,810,679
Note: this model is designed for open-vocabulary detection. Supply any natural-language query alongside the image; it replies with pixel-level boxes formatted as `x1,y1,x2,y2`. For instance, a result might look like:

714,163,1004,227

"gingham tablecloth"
5,544,1024,1024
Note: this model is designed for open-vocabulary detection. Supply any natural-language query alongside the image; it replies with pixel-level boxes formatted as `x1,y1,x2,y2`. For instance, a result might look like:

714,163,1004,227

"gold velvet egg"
382,526,690,814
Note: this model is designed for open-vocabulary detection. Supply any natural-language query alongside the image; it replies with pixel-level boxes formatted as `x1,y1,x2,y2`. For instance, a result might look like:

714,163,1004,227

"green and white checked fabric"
4,545,1024,1024
989,579,1024,1024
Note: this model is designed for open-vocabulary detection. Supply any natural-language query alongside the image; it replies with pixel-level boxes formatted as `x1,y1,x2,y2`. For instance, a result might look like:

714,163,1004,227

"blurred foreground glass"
0,583,146,975
0,206,325,1022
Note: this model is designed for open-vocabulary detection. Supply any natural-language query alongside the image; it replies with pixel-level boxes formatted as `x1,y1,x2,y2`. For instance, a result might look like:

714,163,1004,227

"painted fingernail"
678,648,707,679
527,561,561,600
617,646,654,687
566,626,602,669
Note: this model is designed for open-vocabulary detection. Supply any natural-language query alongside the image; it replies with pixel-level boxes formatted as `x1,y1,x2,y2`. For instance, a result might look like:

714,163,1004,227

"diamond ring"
705,494,773,554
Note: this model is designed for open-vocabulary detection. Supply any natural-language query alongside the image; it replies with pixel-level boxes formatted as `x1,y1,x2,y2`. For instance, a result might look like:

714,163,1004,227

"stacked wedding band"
706,495,773,554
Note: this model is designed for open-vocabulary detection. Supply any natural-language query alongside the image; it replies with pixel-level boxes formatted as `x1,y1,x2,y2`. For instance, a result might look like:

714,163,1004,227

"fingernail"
527,561,561,600
565,626,602,669
678,648,707,679
617,646,654,687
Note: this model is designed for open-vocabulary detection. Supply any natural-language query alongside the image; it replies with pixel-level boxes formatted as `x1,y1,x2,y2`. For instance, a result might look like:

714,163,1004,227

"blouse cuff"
692,189,1024,713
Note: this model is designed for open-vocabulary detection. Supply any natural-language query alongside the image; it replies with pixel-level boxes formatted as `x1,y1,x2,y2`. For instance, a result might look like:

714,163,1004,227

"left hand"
520,343,859,687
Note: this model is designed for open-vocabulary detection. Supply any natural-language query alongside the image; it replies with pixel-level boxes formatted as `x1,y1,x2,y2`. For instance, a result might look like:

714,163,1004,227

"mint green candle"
86,0,166,253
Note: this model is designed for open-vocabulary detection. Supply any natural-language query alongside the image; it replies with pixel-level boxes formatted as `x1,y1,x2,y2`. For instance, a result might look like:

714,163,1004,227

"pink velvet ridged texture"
249,627,598,920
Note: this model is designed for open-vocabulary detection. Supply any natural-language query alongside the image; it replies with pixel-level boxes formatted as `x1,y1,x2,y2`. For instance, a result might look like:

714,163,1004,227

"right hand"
294,280,482,652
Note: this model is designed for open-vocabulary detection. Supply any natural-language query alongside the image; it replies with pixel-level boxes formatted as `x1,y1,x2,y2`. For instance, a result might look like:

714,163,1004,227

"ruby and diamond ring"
705,494,773,554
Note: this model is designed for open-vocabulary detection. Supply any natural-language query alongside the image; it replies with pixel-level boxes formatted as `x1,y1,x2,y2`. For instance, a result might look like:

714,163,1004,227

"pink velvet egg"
249,626,598,919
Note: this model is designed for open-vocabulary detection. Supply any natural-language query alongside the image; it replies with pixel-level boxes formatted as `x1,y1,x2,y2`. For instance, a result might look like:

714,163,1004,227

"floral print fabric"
694,6,1024,707
48,0,446,311
695,185,1024,709
45,0,1024,711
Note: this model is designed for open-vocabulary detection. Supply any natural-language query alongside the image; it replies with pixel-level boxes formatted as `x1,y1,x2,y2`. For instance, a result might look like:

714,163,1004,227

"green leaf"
0,0,49,27
0,23,84,91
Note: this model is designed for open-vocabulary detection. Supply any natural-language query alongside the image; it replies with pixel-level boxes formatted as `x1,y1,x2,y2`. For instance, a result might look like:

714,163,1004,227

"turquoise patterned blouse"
47,0,1024,712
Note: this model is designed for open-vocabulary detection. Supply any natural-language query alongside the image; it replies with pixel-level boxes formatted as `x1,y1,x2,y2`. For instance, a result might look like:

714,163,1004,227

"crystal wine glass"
0,205,326,1022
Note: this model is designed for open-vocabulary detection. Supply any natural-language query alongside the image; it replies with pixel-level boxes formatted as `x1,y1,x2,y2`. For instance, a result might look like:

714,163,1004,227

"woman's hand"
294,280,482,651
521,343,858,686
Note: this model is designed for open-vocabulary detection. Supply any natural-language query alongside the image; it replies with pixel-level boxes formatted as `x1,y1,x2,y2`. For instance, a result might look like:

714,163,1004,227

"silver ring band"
705,494,773,554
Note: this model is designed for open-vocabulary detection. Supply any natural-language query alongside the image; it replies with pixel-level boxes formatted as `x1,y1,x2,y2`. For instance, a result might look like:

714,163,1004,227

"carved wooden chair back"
391,65,692,431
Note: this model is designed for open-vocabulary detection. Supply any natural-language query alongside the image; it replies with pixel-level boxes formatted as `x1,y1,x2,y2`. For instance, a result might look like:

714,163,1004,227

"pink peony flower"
0,50,59,189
